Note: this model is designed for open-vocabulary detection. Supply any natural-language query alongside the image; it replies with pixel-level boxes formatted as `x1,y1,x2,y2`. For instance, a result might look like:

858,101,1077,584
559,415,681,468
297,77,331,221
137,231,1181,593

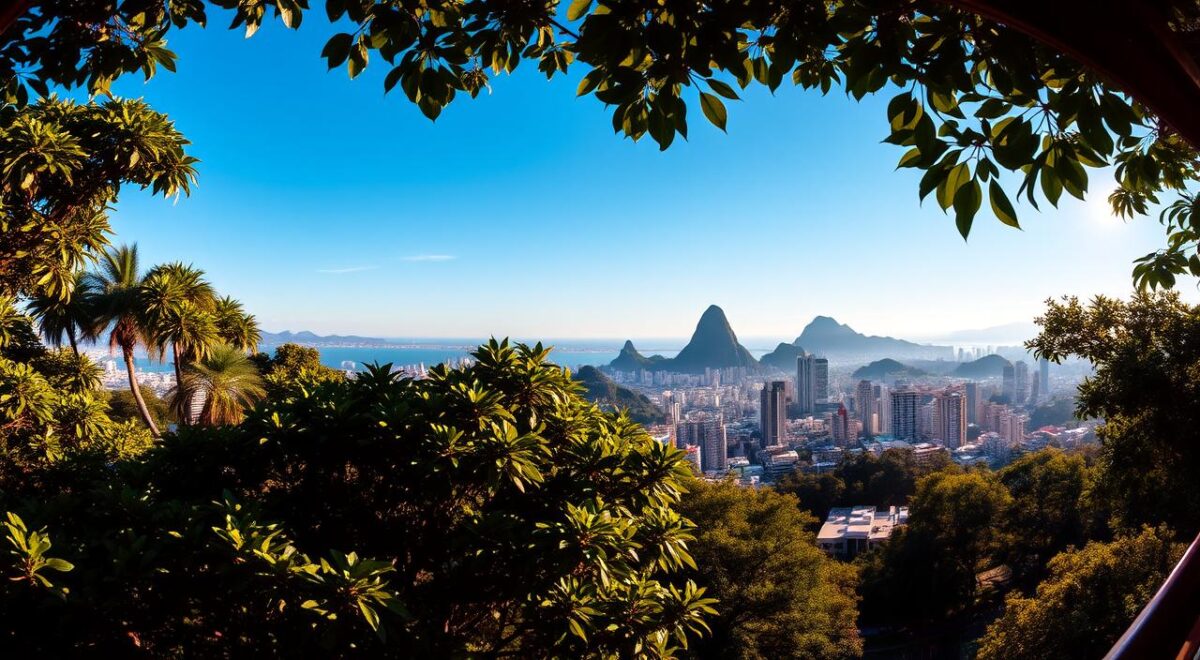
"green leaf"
698,92,727,131
705,79,739,100
566,0,592,21
989,179,1020,228
43,558,74,572
954,178,982,239
938,163,970,211
321,34,353,70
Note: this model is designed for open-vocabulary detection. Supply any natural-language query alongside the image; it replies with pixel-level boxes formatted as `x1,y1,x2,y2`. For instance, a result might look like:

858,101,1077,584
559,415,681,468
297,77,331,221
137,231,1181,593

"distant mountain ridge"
609,305,759,374
759,342,807,372
260,330,392,347
794,316,952,361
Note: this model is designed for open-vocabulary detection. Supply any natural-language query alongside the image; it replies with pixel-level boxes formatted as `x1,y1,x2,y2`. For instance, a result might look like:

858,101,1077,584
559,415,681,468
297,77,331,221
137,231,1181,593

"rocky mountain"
794,316,952,361
759,342,807,372
667,305,759,373
953,354,1013,378
260,330,391,346
608,305,758,374
608,340,667,372
575,366,666,425
852,358,928,380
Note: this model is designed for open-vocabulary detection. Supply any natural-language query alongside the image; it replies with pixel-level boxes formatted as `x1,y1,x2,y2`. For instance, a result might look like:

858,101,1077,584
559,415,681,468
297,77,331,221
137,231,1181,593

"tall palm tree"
86,244,160,436
170,344,265,426
152,300,219,390
213,296,261,354
141,263,217,382
25,271,96,355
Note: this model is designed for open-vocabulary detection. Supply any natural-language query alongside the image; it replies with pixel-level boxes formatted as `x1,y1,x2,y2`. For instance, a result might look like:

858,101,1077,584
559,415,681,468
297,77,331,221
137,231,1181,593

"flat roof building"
816,505,909,558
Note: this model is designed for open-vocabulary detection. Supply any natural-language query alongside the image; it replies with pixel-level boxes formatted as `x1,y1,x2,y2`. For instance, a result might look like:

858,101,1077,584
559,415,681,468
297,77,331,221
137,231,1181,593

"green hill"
608,340,667,371
953,354,1012,378
852,358,927,380
759,342,806,372
575,366,666,425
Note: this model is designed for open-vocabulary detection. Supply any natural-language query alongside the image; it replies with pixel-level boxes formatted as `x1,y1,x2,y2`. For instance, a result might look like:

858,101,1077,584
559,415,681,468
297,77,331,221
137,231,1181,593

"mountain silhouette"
795,316,951,360
953,354,1013,378
852,358,927,380
668,305,759,373
759,342,807,372
608,340,667,371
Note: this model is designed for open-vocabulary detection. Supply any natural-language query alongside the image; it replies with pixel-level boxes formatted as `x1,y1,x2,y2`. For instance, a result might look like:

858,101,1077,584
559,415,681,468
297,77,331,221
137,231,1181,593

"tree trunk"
67,327,78,356
172,343,187,426
123,346,160,437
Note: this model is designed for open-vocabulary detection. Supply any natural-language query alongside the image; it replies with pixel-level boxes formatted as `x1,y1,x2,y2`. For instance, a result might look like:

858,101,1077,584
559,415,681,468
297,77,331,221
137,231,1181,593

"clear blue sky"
104,13,1193,342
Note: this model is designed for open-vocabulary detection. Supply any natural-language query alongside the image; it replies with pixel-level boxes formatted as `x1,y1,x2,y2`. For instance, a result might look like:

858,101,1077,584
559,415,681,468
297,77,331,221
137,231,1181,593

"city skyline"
100,9,1196,340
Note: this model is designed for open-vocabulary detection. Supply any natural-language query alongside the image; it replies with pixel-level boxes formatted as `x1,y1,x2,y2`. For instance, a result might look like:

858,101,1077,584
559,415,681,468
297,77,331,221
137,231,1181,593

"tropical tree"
85,244,159,436
171,344,264,426
24,272,95,355
679,478,861,659
0,97,195,299
140,263,218,383
213,295,261,353
977,526,1184,660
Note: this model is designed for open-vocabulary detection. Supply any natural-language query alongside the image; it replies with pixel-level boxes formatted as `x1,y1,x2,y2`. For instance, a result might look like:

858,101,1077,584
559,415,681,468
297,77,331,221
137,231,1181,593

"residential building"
817,506,910,558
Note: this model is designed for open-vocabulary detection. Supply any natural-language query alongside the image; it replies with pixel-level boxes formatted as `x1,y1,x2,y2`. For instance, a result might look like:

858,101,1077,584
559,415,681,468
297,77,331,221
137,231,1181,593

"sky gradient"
103,13,1197,342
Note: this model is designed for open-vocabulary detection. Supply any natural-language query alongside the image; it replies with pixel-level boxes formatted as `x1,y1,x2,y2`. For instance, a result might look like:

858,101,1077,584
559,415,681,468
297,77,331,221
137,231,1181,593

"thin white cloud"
400,255,456,262
317,265,379,274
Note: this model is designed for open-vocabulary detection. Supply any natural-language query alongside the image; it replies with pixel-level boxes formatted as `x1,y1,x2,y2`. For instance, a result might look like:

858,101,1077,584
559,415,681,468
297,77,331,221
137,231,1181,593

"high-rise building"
1002,364,1016,402
1039,358,1050,397
832,403,851,446
856,380,874,438
815,358,829,403
676,412,728,472
876,384,891,435
1014,361,1029,405
964,382,978,425
760,381,788,449
890,390,922,441
796,354,817,414
935,391,968,449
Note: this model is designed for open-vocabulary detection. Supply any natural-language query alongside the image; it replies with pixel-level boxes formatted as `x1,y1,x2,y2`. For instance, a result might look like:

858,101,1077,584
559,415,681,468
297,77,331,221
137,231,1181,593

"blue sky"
104,14,1195,342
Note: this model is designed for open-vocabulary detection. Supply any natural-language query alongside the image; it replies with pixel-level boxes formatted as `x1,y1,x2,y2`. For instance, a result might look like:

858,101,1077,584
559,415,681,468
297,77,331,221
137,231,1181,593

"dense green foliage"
0,340,718,655
1029,291,1200,535
104,385,175,429
0,98,195,300
575,365,666,425
996,449,1090,586
1027,396,1078,429
976,526,1183,660
857,471,1012,624
678,479,861,660
777,448,953,527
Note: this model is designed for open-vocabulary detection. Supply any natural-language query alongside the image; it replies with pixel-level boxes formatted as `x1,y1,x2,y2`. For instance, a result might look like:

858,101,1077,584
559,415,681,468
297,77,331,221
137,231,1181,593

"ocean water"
99,341,776,373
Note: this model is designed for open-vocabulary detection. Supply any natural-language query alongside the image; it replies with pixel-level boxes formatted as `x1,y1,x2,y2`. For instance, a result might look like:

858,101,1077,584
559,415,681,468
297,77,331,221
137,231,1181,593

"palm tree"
86,244,160,436
25,271,96,355
141,263,217,382
170,344,265,426
152,300,219,390
213,296,261,354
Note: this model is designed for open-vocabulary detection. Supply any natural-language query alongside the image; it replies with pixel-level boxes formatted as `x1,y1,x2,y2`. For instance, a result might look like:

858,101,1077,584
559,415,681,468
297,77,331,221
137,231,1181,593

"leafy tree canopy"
1029,291,1200,536
0,340,716,656
678,479,861,660
976,525,1184,660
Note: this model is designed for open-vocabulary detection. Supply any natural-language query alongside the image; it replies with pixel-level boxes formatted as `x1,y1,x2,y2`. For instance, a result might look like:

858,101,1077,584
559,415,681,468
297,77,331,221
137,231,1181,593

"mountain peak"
669,305,758,373
621,339,638,352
